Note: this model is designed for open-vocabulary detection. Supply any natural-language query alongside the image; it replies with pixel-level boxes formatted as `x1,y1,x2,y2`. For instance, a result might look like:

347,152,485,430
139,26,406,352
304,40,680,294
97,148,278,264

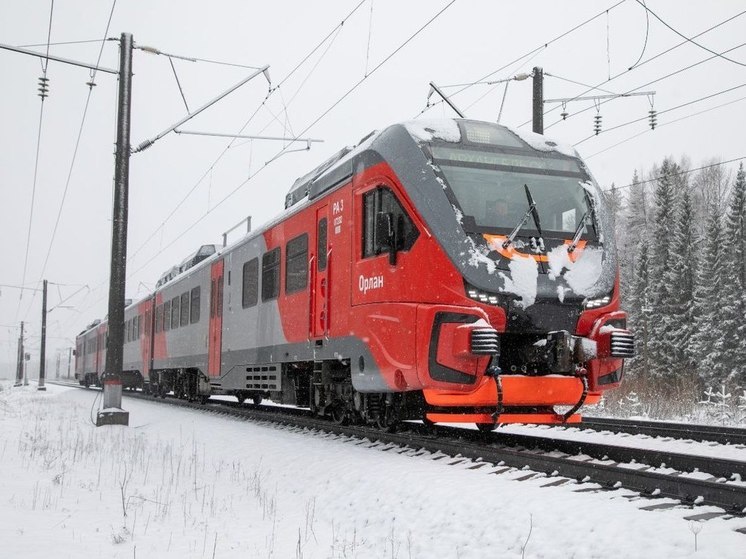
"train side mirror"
72,349,77,356
376,212,397,265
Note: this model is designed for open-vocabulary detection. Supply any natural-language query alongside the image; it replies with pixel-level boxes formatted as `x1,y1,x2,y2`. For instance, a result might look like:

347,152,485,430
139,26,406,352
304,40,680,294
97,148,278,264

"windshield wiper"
567,211,588,253
502,184,543,249
584,189,598,237
568,190,599,253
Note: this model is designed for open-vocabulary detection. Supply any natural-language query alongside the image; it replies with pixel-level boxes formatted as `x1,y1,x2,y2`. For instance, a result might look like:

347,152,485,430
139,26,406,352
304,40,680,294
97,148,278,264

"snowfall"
2,382,745,559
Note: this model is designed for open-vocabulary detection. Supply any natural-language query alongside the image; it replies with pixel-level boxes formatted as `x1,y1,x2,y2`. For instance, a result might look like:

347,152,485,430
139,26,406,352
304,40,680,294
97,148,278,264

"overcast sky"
1,0,744,373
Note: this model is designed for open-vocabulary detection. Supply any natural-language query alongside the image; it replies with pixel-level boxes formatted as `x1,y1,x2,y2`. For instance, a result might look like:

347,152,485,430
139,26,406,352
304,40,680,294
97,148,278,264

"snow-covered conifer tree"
693,198,726,385
720,163,746,385
626,240,650,378
647,159,678,379
666,188,698,378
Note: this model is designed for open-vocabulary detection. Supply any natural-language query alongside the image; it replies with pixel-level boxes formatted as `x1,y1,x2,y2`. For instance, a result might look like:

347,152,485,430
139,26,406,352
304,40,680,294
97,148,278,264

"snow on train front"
377,119,634,426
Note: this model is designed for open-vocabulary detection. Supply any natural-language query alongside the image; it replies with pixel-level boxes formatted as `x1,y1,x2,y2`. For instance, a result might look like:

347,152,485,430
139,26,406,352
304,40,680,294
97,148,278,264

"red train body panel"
76,119,633,427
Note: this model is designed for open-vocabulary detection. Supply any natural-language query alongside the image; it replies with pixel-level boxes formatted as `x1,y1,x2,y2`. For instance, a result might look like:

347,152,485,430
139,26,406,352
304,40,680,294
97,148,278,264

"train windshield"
431,145,598,239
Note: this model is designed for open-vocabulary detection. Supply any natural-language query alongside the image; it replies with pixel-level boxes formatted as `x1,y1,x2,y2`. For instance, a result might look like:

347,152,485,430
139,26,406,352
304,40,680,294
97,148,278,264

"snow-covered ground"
2,382,745,558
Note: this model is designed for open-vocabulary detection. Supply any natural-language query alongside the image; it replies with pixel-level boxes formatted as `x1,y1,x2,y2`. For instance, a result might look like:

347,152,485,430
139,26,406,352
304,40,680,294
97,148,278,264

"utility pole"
532,66,543,135
98,32,132,427
55,351,60,379
67,347,72,379
38,279,47,391
14,321,24,387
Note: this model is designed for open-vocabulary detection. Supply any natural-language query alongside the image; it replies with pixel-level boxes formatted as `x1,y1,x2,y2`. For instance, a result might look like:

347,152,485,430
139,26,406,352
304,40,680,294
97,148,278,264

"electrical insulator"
37,76,49,100
648,109,657,130
593,113,602,135
561,103,568,120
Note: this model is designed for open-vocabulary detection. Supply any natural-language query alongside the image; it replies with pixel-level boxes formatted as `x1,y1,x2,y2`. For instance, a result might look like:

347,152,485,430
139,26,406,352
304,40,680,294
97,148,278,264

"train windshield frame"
428,143,600,241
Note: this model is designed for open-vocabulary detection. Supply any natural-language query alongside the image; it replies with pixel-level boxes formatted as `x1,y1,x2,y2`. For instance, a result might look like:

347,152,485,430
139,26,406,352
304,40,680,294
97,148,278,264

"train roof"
283,119,581,211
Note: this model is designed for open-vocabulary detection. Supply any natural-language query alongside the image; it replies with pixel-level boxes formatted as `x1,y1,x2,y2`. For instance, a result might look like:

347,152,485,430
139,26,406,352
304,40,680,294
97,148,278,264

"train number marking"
332,200,344,234
359,274,384,294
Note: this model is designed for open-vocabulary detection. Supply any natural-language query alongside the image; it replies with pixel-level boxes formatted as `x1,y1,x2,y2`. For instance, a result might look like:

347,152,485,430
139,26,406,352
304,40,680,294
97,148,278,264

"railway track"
58,382,746,519
580,416,746,447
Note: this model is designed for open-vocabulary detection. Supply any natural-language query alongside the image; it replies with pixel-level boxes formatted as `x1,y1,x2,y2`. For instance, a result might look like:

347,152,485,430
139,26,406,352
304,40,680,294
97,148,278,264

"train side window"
261,247,280,301
242,258,259,308
190,287,200,324
286,234,308,294
180,292,190,326
163,300,171,331
171,296,180,329
317,218,328,271
126,319,131,343
155,304,163,333
362,187,419,259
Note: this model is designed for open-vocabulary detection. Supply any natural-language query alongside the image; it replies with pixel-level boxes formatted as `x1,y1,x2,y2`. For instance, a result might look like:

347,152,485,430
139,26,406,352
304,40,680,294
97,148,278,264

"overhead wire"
627,0,649,70
18,38,107,48
364,0,374,77
585,94,746,159
533,9,746,129
546,40,746,132
123,0,457,283
635,0,746,68
416,0,627,118
21,0,117,322
68,1,371,322
573,82,746,146
168,57,191,112
16,0,55,322
545,72,618,95
126,0,364,264
462,48,545,115
607,156,745,191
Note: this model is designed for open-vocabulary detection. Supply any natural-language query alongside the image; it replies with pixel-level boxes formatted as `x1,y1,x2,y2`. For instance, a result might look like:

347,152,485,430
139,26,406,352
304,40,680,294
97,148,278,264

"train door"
312,206,329,338
141,301,153,377
95,332,101,375
208,259,224,376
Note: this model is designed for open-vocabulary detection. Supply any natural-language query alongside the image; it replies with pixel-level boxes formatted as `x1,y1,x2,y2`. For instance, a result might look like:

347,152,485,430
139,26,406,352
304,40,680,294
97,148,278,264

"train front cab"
350,119,634,427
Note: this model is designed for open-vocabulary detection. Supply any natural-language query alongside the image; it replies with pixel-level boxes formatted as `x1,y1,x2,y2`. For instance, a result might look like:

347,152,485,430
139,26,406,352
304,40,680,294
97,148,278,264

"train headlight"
465,282,501,306
584,295,611,309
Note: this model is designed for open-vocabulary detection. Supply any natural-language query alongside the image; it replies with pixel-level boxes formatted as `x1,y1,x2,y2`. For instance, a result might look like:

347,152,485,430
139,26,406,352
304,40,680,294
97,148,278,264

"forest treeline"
603,157,746,409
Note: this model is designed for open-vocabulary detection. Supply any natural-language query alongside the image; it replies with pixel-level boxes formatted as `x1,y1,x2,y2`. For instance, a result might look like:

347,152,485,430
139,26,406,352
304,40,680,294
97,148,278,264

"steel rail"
445,428,746,482
580,416,746,446
62,384,745,515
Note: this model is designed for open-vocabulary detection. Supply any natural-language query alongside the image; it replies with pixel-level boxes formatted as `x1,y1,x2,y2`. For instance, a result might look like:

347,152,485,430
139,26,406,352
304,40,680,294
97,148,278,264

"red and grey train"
75,119,633,429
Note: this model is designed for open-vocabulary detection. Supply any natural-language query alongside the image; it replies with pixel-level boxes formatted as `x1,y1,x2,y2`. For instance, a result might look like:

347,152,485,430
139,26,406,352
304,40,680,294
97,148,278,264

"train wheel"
252,394,263,406
476,423,497,433
331,405,349,425
236,392,246,404
199,395,209,405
